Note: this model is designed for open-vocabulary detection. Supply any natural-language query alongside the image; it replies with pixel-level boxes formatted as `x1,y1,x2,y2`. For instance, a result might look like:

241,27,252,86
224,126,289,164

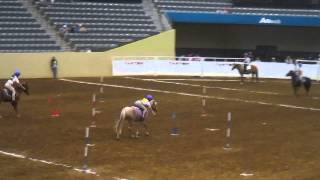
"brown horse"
0,81,29,117
286,70,311,96
114,100,158,140
232,64,259,83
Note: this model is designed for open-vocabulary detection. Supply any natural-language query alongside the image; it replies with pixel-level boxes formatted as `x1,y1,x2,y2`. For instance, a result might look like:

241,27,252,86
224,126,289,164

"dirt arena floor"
0,76,320,180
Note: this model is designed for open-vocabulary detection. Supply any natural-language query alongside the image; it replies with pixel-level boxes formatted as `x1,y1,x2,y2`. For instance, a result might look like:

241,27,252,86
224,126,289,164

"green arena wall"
0,29,175,79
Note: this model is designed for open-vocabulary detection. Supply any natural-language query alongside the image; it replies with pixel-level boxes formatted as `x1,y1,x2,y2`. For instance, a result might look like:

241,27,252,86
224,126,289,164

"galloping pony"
232,64,259,83
114,100,158,140
0,81,29,117
286,70,311,96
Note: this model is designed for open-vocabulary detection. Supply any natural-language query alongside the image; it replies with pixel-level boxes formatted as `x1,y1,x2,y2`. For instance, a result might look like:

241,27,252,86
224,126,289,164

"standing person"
4,70,23,101
133,95,154,121
50,56,58,79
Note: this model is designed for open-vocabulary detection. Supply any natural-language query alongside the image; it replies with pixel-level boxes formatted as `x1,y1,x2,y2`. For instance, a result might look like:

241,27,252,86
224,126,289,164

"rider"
294,62,304,82
4,70,23,101
134,94,154,121
243,52,251,73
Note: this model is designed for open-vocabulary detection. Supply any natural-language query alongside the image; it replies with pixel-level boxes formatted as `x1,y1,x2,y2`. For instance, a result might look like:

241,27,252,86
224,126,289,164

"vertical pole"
223,112,232,150
83,127,90,170
170,112,179,136
99,77,104,94
91,94,97,127
99,77,104,102
85,127,90,145
201,86,207,117
83,145,89,170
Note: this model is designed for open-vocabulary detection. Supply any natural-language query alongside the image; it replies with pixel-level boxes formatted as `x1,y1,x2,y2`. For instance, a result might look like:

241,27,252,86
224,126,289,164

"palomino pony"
114,100,158,140
232,64,259,83
0,81,29,117
286,70,311,96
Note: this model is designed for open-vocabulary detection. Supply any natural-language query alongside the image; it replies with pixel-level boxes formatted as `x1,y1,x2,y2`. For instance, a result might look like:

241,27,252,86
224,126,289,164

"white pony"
114,100,157,140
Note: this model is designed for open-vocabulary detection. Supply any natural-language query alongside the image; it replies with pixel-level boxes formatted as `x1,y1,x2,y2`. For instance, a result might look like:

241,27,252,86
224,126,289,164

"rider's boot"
142,110,147,121
12,92,15,101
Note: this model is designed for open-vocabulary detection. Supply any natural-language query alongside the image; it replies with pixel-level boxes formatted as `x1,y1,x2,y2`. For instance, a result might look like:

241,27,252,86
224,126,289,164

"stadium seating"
154,0,320,16
0,0,61,52
36,0,159,51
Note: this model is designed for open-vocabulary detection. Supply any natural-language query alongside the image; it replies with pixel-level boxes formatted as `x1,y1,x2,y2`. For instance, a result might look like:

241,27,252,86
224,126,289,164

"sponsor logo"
259,17,281,24
125,61,144,65
169,62,190,65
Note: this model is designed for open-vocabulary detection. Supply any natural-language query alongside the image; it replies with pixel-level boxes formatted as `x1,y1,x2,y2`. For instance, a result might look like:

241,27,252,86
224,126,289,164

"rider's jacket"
5,75,20,87
140,98,151,108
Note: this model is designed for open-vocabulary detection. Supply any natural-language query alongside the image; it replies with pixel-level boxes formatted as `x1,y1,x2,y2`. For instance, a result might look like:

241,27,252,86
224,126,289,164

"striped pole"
83,127,94,170
83,145,89,170
223,112,232,150
201,86,207,117
91,94,97,127
91,93,102,128
99,76,104,94
170,112,179,136
99,77,105,102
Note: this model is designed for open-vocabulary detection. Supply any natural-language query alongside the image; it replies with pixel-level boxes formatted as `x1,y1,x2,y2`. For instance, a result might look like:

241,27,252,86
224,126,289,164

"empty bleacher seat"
154,0,320,16
0,0,61,52
35,0,159,51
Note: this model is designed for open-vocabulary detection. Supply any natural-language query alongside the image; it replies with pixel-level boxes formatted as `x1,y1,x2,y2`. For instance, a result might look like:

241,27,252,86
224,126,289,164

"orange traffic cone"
51,109,60,117
48,96,61,118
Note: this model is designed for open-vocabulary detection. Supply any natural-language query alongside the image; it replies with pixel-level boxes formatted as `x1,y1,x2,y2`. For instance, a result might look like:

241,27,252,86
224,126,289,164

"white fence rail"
112,57,320,80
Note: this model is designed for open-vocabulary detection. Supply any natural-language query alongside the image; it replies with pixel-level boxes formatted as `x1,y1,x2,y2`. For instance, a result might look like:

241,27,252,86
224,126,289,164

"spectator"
285,56,293,64
59,24,69,36
50,56,58,79
255,57,261,62
178,55,186,61
70,23,82,33
79,24,88,33
192,54,202,61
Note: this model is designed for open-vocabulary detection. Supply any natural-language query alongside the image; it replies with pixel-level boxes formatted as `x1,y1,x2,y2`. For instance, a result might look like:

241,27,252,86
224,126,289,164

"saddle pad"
132,106,143,119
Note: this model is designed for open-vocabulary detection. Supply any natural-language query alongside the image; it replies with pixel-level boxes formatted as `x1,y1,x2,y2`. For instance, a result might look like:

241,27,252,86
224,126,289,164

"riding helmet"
146,94,153,101
14,70,21,77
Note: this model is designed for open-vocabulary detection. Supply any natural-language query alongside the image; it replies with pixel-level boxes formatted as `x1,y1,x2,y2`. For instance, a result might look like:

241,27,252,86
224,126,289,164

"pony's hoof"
145,132,150,136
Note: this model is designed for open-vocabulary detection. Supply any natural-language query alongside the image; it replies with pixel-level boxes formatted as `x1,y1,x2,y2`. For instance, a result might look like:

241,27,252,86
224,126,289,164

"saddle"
132,106,144,121
244,65,251,73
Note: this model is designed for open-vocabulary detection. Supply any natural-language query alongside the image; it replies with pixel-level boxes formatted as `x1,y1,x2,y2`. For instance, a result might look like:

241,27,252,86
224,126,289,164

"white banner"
112,60,320,80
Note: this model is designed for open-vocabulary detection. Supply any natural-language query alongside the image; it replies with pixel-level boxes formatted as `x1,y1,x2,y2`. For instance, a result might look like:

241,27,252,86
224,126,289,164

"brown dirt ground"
0,77,320,180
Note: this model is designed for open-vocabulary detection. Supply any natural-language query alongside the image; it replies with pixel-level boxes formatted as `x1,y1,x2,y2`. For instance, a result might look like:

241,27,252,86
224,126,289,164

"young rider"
134,94,154,121
294,62,304,82
4,70,23,101
243,52,251,73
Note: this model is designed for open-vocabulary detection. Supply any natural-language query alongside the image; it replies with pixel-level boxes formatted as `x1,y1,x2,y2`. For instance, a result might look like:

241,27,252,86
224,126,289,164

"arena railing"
113,56,245,62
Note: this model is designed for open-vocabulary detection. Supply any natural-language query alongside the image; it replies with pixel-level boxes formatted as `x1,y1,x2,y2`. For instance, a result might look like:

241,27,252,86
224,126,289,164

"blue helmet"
14,70,21,77
145,94,153,101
